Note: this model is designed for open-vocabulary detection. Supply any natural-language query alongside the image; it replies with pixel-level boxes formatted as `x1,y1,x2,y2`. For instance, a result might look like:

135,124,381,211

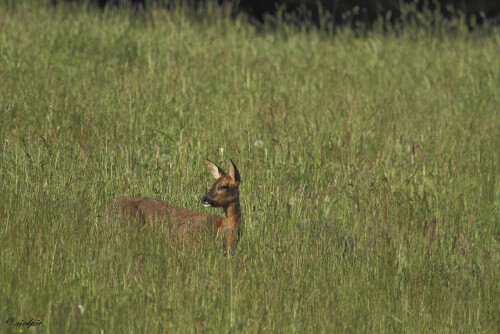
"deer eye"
218,185,229,191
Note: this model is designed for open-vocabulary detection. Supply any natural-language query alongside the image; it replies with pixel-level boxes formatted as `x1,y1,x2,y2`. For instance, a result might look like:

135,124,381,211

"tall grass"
0,1,499,332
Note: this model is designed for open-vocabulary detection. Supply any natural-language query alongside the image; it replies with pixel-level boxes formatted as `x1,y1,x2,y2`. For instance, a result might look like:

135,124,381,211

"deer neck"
223,199,241,229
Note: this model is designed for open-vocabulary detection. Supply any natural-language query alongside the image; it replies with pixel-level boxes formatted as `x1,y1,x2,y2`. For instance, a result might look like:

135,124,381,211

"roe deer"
100,159,241,249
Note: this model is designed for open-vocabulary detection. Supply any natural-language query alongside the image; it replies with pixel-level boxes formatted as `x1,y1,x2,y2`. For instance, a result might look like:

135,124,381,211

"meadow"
0,1,499,332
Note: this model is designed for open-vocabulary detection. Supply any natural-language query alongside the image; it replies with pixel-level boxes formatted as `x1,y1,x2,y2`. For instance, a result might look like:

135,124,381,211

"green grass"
0,1,499,332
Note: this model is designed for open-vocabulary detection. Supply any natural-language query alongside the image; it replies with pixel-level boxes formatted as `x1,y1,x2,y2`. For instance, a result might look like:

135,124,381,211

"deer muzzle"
201,196,215,207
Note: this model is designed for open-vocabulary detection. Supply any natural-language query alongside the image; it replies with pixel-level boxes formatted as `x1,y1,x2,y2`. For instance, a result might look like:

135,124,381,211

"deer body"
101,159,241,249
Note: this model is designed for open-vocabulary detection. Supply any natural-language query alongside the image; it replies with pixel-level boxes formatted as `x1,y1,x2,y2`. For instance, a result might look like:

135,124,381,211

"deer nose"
201,196,214,207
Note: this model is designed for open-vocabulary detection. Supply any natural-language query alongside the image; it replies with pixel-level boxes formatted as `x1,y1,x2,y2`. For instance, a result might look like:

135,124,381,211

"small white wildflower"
288,197,300,206
78,304,84,314
160,153,168,162
254,140,264,149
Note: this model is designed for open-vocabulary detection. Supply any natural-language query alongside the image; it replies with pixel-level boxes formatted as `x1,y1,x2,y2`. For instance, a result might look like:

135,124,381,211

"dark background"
53,0,500,26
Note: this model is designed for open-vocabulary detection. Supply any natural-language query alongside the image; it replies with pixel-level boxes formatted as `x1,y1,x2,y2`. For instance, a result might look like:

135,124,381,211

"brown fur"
100,159,241,250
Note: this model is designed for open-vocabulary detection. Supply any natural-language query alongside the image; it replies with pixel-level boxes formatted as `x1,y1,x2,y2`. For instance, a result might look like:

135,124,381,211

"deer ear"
228,160,241,183
205,159,225,179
